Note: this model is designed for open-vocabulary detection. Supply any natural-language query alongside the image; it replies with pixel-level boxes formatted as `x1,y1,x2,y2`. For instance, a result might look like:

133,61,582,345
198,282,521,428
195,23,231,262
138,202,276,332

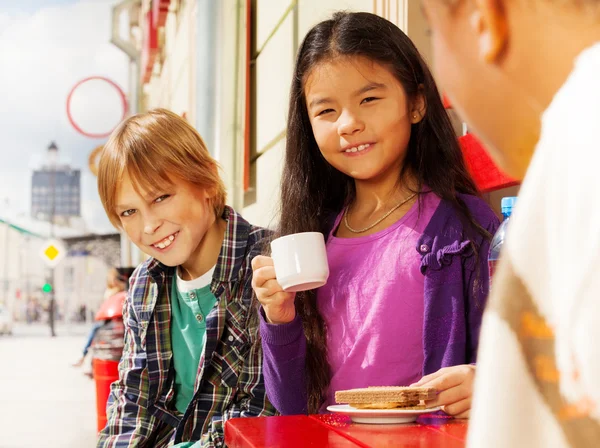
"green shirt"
170,277,218,414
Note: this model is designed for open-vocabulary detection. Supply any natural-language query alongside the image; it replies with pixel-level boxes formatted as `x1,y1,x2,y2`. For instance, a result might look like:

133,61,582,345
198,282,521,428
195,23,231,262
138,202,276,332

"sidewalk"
0,323,99,448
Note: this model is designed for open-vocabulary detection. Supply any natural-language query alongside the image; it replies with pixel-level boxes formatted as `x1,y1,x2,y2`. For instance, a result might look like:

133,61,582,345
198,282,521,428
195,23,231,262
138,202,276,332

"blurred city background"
0,0,519,446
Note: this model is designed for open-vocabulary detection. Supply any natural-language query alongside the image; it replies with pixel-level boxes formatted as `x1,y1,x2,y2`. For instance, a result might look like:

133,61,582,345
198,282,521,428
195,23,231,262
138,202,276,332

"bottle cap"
501,197,517,215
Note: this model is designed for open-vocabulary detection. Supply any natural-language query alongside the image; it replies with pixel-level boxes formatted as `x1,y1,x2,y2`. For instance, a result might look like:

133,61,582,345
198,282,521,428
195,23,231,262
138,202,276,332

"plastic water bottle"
488,197,517,282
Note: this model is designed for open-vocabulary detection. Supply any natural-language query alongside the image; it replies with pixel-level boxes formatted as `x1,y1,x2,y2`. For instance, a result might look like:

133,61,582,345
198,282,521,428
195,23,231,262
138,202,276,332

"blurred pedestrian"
72,268,131,373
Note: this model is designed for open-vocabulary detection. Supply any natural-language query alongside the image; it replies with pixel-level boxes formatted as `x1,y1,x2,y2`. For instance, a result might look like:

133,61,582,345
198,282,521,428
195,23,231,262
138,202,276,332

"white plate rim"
327,404,442,416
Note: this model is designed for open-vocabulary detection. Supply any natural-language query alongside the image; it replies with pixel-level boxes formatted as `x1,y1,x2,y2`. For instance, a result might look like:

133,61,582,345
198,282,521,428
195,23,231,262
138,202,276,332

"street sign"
66,76,128,138
39,239,66,267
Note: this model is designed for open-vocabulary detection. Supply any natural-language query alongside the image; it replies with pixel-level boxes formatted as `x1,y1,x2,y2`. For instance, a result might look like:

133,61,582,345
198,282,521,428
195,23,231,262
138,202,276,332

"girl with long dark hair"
252,11,499,416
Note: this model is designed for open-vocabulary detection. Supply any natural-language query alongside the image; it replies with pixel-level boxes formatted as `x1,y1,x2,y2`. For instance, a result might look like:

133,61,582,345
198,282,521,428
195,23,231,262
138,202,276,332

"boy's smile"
150,231,179,251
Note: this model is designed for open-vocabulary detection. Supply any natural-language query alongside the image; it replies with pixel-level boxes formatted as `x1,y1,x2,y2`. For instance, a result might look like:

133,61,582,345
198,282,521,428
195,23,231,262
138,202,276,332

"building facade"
31,169,81,223
110,0,515,266
0,220,46,316
31,142,81,227
0,216,117,324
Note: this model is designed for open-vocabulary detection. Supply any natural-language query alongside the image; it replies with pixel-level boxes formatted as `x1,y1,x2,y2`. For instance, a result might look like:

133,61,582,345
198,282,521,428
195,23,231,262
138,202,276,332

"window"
242,1,298,208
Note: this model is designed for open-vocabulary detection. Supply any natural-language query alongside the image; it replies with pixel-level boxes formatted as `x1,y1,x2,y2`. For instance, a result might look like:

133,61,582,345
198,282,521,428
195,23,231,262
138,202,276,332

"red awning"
459,133,518,192
141,9,158,84
444,94,518,192
152,0,171,28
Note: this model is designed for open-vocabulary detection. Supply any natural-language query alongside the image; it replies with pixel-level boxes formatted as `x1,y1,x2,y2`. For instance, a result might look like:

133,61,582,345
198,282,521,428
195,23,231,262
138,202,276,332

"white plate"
326,405,442,425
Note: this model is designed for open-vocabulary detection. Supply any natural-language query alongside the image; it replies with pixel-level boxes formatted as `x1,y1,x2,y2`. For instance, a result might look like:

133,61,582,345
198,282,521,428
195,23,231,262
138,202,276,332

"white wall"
144,0,197,119
240,139,285,228
212,0,247,212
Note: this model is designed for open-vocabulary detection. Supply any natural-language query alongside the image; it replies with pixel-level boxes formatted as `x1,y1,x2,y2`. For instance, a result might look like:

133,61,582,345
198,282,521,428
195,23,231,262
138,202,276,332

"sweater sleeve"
259,308,308,415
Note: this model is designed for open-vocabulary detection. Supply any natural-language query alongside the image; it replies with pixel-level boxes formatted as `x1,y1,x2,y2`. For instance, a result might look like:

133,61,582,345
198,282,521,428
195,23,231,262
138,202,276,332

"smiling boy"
96,108,275,447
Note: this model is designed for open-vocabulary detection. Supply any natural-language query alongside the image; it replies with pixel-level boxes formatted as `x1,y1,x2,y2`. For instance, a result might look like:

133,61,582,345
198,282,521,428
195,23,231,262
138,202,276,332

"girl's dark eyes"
317,108,334,116
316,98,379,116
361,97,379,104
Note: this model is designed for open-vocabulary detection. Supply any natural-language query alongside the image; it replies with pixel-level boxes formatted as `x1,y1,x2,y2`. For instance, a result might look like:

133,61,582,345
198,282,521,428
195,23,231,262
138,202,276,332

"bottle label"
488,260,499,287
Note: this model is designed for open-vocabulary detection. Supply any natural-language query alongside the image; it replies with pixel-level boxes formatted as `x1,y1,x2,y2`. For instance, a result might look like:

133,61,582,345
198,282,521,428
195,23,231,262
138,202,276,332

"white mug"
270,232,329,292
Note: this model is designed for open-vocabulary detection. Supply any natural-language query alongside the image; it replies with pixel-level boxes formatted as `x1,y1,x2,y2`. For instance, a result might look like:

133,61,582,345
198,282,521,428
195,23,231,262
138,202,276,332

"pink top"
317,192,441,411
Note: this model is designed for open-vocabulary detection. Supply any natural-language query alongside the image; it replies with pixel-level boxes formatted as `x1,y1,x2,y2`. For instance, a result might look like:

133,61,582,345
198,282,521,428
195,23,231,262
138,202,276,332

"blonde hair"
98,108,227,228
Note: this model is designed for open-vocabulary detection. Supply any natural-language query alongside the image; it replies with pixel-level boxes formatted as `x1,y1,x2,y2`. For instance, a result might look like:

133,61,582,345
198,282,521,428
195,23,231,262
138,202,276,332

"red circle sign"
66,76,128,139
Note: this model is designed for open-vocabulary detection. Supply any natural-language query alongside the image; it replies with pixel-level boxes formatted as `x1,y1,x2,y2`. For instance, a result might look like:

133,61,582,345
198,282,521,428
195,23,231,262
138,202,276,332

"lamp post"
47,141,57,337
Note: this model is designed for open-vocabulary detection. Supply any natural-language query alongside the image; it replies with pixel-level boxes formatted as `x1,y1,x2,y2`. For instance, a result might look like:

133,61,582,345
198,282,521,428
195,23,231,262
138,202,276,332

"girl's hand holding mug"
252,232,329,324
251,255,297,325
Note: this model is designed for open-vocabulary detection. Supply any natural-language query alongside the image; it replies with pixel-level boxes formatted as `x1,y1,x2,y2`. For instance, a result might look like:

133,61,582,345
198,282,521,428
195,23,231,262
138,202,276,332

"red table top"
225,413,468,448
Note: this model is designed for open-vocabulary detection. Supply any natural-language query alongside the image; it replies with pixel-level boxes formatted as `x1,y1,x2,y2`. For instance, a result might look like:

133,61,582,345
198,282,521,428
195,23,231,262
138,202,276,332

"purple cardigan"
260,195,500,415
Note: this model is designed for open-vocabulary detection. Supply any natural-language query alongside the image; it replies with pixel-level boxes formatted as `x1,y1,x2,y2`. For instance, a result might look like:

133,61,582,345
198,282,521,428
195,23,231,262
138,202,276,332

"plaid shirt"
97,207,277,447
